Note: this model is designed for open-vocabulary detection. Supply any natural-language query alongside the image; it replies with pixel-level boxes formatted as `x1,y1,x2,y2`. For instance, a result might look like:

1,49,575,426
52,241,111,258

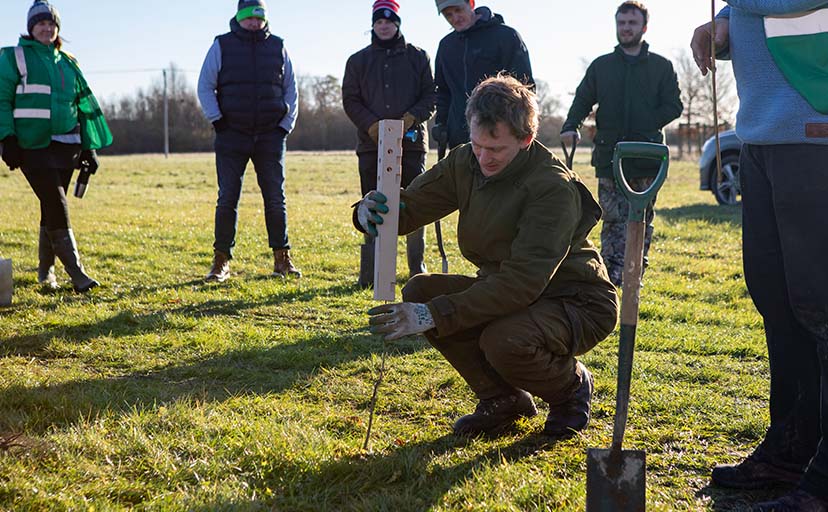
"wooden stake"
363,119,403,452
373,120,403,302
711,0,723,185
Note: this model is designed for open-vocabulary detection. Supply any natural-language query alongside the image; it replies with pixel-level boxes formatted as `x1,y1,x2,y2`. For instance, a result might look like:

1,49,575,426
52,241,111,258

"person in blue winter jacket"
692,2,828,509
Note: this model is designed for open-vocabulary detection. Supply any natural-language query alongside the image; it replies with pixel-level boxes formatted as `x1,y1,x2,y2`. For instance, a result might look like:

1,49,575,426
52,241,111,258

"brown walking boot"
711,448,804,489
272,248,301,278
205,250,230,282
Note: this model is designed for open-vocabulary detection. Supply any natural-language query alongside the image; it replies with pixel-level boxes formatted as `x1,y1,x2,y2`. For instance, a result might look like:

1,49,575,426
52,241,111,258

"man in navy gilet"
197,0,300,282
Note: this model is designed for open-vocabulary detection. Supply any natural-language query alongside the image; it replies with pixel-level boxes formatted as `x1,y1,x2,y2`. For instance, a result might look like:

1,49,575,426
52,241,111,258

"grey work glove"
368,302,435,341
356,191,388,237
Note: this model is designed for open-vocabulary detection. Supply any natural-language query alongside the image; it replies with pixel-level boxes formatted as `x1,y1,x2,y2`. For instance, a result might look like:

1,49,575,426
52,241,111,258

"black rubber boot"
358,235,374,289
48,229,99,293
38,226,58,290
453,389,537,436
406,227,426,278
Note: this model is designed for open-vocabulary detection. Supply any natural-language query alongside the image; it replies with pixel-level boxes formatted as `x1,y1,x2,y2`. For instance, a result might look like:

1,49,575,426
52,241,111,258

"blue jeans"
213,128,289,258
740,143,828,498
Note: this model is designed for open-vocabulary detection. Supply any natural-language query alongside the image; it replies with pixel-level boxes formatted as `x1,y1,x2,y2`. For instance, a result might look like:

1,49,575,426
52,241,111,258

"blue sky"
0,0,726,104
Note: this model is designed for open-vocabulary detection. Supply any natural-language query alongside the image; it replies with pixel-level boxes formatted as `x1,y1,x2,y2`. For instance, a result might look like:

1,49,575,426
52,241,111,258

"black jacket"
434,7,533,149
342,33,436,154
561,42,683,178
216,18,287,135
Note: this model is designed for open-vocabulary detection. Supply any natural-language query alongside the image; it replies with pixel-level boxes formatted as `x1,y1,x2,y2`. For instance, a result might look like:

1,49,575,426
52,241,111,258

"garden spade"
586,142,669,512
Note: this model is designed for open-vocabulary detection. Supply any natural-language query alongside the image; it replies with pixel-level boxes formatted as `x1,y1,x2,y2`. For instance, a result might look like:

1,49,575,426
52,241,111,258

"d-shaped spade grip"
612,142,669,222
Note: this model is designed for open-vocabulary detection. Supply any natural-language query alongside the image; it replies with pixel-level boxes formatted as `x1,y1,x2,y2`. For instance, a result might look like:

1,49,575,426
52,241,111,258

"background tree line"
99,65,565,155
99,52,732,156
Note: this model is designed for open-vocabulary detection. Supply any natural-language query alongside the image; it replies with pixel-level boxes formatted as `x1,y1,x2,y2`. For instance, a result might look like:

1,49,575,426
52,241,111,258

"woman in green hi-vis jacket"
0,1,112,293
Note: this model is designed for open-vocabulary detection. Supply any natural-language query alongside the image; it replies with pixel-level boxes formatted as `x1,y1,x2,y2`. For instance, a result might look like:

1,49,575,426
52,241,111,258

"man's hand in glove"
356,191,388,236
402,112,417,131
1,136,23,170
78,149,99,174
368,121,380,143
368,302,435,341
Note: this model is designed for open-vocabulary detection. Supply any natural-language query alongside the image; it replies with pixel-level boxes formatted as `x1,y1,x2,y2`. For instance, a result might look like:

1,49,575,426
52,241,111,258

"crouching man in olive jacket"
354,75,618,438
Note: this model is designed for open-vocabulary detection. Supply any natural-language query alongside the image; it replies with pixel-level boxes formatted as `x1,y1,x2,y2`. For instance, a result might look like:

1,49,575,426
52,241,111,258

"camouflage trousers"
597,177,656,286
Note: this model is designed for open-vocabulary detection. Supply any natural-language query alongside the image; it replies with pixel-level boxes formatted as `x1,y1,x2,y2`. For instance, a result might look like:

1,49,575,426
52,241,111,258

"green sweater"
562,42,682,178
0,37,111,150
398,141,616,337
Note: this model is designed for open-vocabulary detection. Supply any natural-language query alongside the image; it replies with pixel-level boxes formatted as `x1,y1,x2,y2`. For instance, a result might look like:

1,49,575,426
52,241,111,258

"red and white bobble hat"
372,0,401,25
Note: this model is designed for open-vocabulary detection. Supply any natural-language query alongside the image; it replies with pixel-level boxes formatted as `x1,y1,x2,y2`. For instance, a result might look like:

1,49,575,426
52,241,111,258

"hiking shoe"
752,490,828,512
543,361,593,438
272,248,301,278
205,250,230,282
453,390,537,436
711,451,803,489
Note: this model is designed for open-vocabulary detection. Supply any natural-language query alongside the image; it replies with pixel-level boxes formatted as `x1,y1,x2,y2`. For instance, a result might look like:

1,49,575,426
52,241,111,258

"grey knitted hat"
27,0,61,35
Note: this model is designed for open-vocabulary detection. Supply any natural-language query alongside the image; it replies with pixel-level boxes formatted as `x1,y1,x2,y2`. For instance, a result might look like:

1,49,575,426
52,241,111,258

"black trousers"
21,143,79,230
740,143,828,498
357,150,426,196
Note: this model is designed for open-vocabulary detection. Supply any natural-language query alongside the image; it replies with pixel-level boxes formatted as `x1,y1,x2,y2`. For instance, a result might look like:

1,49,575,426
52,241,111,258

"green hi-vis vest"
0,40,112,150
765,9,828,114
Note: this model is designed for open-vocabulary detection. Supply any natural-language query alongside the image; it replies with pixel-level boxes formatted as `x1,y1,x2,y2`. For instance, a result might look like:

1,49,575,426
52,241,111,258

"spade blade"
586,447,646,512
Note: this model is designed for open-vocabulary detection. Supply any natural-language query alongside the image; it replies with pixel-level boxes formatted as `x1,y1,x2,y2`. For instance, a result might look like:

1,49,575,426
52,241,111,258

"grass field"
0,150,773,511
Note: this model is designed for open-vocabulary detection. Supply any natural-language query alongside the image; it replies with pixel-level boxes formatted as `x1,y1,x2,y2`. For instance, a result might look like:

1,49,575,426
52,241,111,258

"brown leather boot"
205,250,230,282
272,248,301,278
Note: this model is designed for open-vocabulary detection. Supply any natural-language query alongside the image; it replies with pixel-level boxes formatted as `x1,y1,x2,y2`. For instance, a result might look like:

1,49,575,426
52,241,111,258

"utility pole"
163,68,169,158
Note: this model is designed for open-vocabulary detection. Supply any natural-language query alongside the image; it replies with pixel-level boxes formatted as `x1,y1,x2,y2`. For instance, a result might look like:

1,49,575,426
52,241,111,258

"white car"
699,129,742,205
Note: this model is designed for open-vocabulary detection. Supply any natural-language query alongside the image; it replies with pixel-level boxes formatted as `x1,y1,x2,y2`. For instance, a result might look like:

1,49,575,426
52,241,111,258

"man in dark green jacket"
561,1,682,286
355,75,618,438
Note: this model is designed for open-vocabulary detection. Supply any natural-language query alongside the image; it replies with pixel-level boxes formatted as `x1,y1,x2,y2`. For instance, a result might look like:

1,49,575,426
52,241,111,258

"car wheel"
710,152,741,205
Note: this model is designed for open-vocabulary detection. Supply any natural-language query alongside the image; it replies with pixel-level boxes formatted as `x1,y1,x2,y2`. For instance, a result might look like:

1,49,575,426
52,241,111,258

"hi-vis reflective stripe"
13,47,27,77
765,9,828,38
13,108,51,119
15,84,51,94
12,46,51,95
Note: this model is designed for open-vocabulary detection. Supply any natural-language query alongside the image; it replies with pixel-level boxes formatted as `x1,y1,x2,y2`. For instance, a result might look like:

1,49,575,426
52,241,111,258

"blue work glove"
356,191,388,237
368,302,435,341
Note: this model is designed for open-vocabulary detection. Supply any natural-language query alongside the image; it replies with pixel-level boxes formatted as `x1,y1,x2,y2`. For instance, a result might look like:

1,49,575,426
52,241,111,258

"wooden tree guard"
0,258,12,307
373,120,404,302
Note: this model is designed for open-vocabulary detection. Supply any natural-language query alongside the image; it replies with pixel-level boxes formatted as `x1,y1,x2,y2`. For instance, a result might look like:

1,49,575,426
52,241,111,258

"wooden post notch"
373,119,404,302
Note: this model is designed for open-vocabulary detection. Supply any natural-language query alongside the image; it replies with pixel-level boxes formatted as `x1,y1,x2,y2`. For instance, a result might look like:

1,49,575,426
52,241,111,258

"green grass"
0,150,771,510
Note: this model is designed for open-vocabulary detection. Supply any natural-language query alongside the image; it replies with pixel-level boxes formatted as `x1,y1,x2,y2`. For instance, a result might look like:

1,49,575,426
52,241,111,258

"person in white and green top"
0,0,112,293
